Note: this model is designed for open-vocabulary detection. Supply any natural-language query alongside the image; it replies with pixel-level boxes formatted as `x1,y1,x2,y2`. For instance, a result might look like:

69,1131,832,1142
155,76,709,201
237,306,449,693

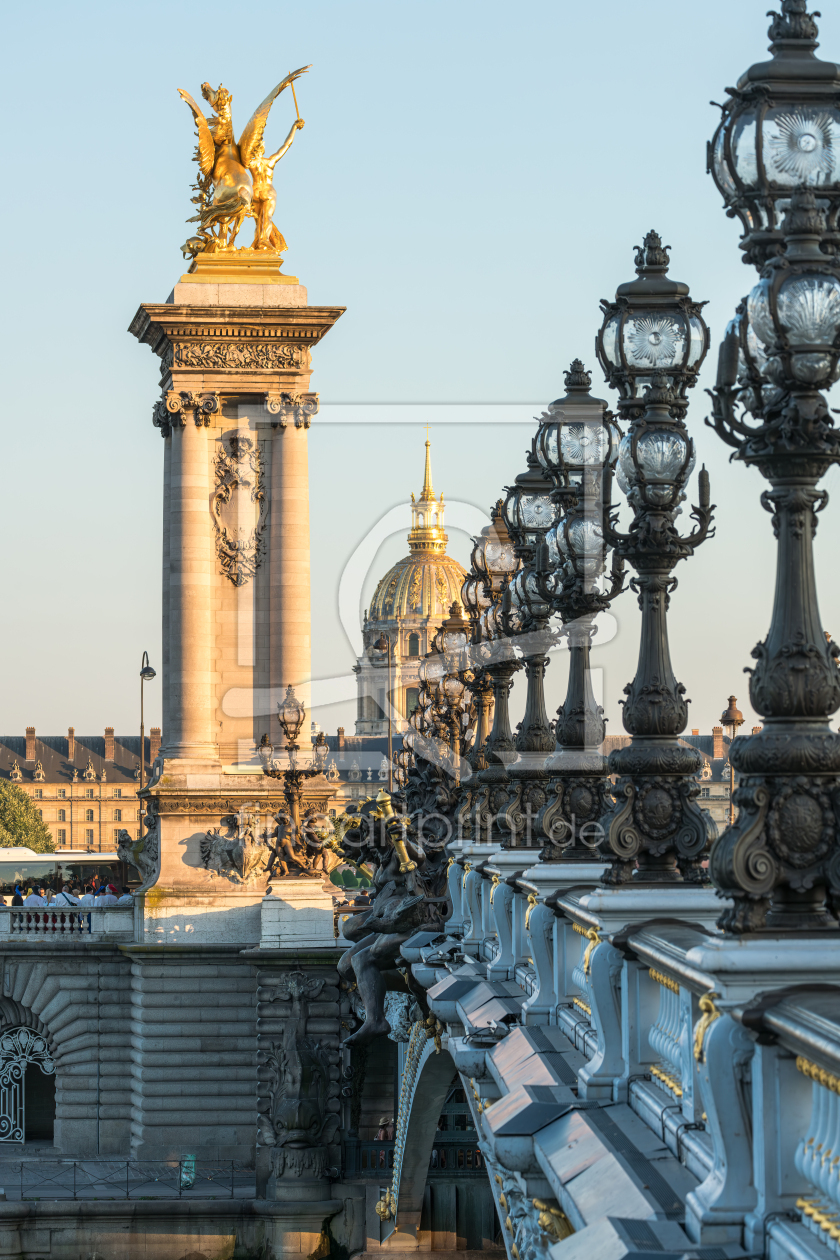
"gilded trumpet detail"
178,66,310,260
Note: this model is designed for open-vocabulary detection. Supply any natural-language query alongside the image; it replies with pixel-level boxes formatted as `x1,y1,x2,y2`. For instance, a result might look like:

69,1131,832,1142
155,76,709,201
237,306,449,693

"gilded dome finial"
420,434,435,501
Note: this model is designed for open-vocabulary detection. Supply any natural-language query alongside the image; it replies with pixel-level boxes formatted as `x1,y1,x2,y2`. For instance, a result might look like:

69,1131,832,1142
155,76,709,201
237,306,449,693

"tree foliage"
0,782,55,852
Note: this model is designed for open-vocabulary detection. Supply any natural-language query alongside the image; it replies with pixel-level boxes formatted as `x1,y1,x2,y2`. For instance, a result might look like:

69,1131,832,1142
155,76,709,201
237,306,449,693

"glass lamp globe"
536,360,619,487
745,191,840,388
278,685,306,744
555,515,608,580
596,234,709,408
615,427,696,508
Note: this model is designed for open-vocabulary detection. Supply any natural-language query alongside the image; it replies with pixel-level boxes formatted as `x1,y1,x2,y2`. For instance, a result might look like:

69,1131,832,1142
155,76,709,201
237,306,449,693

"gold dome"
370,553,466,620
368,439,466,621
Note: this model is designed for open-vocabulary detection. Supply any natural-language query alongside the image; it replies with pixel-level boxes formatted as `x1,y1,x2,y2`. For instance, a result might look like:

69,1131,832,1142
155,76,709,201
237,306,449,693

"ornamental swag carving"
174,342,308,371
211,433,269,587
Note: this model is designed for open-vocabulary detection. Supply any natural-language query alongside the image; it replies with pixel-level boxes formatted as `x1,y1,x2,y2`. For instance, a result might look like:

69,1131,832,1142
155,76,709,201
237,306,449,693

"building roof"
0,736,153,786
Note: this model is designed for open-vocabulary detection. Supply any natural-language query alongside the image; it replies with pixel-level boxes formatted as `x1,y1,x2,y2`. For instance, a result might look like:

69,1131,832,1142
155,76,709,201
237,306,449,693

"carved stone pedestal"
245,955,343,1202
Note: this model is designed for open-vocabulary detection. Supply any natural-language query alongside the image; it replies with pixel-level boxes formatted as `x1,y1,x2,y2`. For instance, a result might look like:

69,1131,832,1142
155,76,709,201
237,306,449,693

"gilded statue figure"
178,65,310,259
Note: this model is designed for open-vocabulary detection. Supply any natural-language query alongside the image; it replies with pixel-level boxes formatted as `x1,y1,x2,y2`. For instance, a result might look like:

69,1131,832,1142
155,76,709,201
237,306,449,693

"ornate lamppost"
496,447,559,846
706,2,840,930
533,361,625,861
460,567,495,774
468,504,521,844
596,232,716,884
259,685,329,834
720,696,744,827
138,651,156,795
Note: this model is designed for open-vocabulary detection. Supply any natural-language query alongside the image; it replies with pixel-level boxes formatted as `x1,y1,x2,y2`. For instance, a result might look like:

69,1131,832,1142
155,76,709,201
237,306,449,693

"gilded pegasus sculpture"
178,65,310,260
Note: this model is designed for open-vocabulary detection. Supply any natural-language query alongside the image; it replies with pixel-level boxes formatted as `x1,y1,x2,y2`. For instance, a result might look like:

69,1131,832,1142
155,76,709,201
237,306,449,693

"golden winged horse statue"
178,65,310,259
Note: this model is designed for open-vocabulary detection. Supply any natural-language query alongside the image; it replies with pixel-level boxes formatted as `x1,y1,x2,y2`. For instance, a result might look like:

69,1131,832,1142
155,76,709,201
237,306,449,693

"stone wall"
127,945,258,1161
1,946,133,1155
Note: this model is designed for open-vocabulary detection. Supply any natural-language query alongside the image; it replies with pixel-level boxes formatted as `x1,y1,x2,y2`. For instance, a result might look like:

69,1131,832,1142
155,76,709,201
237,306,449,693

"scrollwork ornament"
211,433,269,587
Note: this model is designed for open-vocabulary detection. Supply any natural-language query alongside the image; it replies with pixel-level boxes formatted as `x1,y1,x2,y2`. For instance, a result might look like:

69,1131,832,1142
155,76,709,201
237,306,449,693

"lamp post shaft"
140,679,145,796
387,643,393,795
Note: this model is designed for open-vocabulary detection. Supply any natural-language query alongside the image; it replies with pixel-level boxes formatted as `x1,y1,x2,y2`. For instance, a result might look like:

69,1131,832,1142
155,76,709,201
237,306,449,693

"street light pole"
373,634,393,795
720,696,744,827
139,652,156,797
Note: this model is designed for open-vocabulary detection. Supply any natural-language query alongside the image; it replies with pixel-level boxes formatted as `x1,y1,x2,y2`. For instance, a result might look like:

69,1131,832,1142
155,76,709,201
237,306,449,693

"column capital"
153,390,220,436
266,391,319,430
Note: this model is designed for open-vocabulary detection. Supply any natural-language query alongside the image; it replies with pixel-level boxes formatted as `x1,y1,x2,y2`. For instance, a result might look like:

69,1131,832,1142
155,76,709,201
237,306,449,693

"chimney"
713,726,724,760
752,725,762,735
691,729,699,736
67,727,76,762
25,727,36,762
337,727,345,751
150,728,161,763
104,727,115,761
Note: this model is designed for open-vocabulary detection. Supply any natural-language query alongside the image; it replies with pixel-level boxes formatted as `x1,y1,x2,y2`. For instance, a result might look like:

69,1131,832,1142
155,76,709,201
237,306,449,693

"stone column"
165,398,218,764
270,420,312,724
160,430,172,745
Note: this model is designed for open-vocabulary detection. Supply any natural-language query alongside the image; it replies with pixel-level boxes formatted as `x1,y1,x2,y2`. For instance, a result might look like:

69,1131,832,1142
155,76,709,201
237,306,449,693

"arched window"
407,633,420,658
0,1027,56,1143
418,513,425,527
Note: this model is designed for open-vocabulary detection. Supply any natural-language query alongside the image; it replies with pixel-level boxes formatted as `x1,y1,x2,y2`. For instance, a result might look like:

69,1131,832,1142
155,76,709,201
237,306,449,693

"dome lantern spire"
421,437,435,500
409,432,447,554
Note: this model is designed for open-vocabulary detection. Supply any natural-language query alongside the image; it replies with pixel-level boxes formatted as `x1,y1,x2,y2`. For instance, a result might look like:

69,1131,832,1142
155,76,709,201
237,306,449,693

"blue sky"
4,0,840,740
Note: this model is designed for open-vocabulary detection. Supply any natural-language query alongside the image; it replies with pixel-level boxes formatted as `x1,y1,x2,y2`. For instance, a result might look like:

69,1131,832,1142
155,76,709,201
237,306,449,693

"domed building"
355,440,466,735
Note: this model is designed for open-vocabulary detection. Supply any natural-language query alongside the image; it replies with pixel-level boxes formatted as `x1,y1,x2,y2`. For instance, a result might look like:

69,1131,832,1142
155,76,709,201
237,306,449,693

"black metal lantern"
470,501,519,601
535,359,619,490
502,447,557,558
596,233,710,412
709,1,840,267
715,190,840,428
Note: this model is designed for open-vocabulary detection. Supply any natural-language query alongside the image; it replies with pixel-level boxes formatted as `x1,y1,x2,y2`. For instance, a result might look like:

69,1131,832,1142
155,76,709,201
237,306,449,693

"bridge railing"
404,840,839,1260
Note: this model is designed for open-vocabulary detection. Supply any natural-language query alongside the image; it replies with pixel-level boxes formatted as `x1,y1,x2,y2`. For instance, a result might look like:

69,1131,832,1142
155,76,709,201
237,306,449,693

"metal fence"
344,1140,486,1177
0,1159,255,1200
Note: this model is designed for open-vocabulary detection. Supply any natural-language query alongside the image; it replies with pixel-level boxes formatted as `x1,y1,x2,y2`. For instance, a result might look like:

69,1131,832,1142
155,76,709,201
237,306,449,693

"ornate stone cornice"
149,788,334,815
129,304,345,361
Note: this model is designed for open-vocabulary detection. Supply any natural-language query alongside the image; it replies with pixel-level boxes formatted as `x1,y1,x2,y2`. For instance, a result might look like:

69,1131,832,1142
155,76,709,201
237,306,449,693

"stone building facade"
355,441,466,737
0,727,160,851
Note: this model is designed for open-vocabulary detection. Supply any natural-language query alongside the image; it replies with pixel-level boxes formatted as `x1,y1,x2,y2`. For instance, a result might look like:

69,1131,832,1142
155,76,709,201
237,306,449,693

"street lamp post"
372,633,393,795
497,445,559,847
597,232,716,885
139,652,156,796
468,503,521,845
533,361,625,861
720,696,744,827
704,3,840,931
259,685,329,835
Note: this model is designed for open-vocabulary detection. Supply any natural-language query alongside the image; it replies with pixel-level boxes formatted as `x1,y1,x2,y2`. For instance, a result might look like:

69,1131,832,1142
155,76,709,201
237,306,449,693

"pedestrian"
53,884,80,907
11,892,23,907
97,884,119,906
23,887,46,907
79,885,96,907
117,886,134,907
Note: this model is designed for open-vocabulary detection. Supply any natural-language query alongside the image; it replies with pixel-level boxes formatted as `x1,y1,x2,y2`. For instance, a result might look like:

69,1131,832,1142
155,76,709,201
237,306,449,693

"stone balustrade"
0,905,134,940
388,839,840,1260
